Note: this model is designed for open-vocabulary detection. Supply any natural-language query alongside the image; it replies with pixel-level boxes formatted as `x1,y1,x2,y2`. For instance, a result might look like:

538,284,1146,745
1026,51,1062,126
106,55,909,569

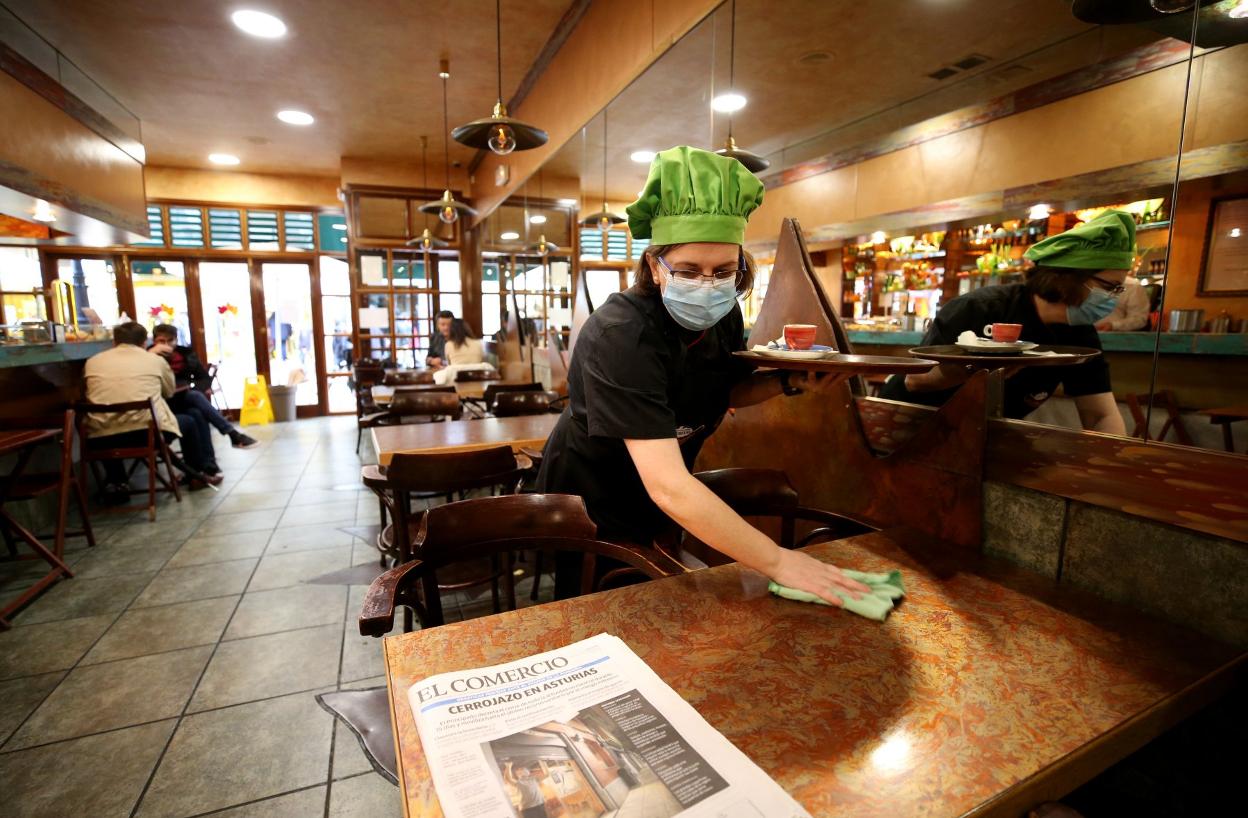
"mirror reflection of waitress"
881,210,1133,434
536,147,868,605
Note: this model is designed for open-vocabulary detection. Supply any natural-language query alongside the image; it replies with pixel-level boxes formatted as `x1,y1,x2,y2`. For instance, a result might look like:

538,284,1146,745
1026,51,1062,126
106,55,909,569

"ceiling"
4,0,576,176
542,0,1166,205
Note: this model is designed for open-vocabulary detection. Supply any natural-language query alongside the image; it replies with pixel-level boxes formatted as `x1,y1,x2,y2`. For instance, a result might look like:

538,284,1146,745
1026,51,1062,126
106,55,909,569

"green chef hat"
1024,209,1137,270
626,146,764,245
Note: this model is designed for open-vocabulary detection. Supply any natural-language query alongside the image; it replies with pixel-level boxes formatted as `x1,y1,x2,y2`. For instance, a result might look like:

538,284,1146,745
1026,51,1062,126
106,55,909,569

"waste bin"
269,385,298,422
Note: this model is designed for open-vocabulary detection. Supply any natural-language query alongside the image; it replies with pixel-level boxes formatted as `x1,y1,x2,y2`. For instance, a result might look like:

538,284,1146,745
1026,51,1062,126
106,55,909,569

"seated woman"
881,210,1132,434
444,318,485,366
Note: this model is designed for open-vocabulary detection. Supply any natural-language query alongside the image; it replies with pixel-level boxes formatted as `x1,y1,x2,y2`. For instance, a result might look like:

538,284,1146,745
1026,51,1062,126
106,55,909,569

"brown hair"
631,243,756,298
152,323,178,342
1024,265,1098,305
113,321,148,346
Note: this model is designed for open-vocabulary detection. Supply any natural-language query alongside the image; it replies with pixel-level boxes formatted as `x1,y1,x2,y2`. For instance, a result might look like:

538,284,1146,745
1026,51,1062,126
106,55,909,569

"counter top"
846,330,1248,356
0,341,111,369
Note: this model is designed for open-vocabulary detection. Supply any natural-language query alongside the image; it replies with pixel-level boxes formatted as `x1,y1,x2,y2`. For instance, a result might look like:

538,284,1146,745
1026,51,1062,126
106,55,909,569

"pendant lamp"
406,135,449,250
526,169,559,256
451,0,547,155
419,61,476,225
714,0,769,173
579,110,626,232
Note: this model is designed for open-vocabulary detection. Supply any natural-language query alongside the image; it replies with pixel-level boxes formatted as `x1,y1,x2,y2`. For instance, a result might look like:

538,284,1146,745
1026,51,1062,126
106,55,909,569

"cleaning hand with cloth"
770,570,905,622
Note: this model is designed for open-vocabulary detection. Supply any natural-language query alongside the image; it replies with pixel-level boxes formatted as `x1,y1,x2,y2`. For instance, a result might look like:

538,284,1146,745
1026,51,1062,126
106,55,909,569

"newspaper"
408,633,810,818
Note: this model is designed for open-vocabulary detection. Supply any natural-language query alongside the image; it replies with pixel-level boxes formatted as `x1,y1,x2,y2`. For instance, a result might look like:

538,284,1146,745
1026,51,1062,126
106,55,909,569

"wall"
746,46,1248,246
1163,169,1248,316
144,166,340,208
983,482,1247,648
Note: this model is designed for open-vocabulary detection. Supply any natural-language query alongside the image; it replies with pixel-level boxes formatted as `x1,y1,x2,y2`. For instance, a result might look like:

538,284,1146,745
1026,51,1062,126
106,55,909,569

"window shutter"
131,205,166,246
606,230,628,260
283,211,315,250
579,228,604,259
168,206,205,247
247,210,280,250
208,209,243,249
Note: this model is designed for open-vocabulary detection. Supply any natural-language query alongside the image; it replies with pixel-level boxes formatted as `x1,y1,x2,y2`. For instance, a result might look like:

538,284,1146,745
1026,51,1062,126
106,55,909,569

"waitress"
536,146,867,605
881,210,1133,434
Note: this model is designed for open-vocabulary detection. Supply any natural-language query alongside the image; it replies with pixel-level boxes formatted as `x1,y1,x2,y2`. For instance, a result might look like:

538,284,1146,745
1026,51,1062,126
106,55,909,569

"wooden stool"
1124,390,1192,445
1196,405,1248,453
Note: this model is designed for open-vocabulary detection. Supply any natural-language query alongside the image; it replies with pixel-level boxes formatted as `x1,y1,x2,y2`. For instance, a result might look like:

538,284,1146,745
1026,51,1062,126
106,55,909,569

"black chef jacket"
536,286,754,545
880,283,1111,419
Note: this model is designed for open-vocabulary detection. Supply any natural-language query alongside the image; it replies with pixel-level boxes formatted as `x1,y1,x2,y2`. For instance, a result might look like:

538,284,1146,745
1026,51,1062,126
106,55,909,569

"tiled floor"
0,416,534,817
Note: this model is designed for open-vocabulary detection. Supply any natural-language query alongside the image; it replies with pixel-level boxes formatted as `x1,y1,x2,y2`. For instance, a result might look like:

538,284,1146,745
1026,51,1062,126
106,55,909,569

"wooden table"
0,428,72,628
380,528,1243,817
372,380,523,405
1196,405,1248,452
371,414,559,466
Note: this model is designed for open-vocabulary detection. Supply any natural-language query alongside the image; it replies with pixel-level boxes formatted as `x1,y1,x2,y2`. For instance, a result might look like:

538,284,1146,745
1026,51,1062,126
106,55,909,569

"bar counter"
0,340,111,369
0,341,108,420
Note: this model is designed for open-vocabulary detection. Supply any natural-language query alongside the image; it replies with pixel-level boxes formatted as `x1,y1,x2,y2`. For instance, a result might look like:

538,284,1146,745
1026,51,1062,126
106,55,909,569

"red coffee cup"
783,324,817,350
983,322,1022,343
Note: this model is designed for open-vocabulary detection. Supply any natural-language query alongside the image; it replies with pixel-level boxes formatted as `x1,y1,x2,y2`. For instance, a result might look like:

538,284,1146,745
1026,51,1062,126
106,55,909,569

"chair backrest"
358,494,688,634
493,390,559,417
384,370,434,386
454,369,498,382
5,409,75,474
388,390,462,419
74,399,160,454
386,445,525,495
482,381,543,410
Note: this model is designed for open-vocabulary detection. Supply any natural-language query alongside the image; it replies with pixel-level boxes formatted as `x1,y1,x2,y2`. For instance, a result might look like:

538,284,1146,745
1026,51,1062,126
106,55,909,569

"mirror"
1144,2,1248,455
520,0,1214,442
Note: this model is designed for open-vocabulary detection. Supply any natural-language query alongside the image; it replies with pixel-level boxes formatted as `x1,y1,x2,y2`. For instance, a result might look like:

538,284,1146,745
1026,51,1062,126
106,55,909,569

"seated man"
84,322,223,502
425,309,455,368
149,324,258,449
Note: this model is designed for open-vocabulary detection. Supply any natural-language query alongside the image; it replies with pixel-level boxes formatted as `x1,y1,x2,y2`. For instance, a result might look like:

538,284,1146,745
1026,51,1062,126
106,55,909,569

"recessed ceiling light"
32,199,56,222
231,9,287,38
558,198,579,207
500,231,520,240
528,214,547,225
630,150,656,164
711,93,747,113
277,109,314,125
332,223,347,231
209,153,240,165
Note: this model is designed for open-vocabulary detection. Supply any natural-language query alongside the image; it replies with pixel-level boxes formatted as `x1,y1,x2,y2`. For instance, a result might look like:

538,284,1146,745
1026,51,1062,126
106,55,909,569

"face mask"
1066,286,1118,326
660,273,738,331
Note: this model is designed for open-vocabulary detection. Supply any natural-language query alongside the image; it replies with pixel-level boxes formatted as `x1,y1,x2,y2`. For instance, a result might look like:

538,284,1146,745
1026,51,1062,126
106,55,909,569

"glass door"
132,260,189,342
198,261,258,411
51,257,124,328
261,262,319,406
319,256,354,413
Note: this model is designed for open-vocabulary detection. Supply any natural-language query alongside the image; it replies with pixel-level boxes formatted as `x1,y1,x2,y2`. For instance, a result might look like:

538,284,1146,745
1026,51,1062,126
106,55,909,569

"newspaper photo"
407,633,810,818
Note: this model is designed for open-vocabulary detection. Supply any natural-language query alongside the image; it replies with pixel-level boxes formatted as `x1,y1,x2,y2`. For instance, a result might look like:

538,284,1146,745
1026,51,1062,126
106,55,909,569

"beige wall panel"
144,166,340,207
745,165,857,243
0,70,145,232
1184,45,1248,152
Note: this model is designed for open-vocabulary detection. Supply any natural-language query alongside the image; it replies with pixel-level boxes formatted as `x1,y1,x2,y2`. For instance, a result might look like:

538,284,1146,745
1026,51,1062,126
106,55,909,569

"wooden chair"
354,362,388,452
1,410,96,559
360,446,533,627
75,399,182,521
204,363,228,411
1124,390,1192,445
493,390,560,417
359,391,463,453
383,370,434,386
359,493,687,635
454,368,498,382
481,381,544,414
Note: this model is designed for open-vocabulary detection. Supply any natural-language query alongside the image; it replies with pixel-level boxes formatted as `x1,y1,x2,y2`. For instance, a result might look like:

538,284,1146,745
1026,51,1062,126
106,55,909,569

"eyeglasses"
655,254,745,283
1087,275,1126,296
655,253,746,284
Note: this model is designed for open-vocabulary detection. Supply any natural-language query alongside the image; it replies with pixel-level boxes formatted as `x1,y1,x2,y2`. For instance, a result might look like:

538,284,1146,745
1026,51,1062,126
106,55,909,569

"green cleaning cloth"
768,569,905,622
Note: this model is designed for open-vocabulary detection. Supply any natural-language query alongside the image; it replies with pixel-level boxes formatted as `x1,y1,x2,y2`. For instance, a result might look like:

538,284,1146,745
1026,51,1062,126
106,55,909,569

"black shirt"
880,283,1111,419
535,287,754,544
426,333,447,365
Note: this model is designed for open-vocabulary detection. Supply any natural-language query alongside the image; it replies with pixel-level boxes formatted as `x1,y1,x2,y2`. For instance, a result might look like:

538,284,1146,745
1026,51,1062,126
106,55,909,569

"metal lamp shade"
418,190,477,219
716,137,770,173
452,115,549,152
405,228,449,250
579,209,626,229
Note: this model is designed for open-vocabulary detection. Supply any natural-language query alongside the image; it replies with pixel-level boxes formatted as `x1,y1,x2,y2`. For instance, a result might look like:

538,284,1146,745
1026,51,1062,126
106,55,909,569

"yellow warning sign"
240,376,274,426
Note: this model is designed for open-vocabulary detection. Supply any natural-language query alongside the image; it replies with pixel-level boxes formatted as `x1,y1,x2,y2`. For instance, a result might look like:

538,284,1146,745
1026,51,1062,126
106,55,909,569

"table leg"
1217,420,1235,453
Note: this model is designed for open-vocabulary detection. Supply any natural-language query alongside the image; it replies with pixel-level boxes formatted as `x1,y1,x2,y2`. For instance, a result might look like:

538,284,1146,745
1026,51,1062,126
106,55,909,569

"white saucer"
955,339,1038,355
751,344,836,360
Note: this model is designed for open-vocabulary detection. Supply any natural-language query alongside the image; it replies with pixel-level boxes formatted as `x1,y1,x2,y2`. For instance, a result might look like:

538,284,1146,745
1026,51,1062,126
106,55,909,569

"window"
494,255,572,340
131,206,165,246
168,207,205,248
208,209,243,249
247,210,280,250
0,247,45,324
132,260,190,342
284,212,315,250
354,248,451,369
54,258,120,327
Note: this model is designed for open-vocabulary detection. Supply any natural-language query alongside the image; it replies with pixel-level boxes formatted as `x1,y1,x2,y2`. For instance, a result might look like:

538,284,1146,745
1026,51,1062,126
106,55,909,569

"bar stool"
0,410,91,627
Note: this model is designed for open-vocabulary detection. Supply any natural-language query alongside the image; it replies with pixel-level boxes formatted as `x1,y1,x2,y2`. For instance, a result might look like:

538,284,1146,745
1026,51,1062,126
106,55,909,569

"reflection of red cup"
983,322,1022,343
784,324,817,350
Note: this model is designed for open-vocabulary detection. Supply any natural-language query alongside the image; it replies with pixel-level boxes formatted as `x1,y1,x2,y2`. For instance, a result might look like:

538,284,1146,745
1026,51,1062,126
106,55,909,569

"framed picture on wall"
1199,195,1248,295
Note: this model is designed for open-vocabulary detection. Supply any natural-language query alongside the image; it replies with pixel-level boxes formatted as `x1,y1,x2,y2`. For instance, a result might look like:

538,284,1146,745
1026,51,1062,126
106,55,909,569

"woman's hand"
766,548,870,606
791,371,851,395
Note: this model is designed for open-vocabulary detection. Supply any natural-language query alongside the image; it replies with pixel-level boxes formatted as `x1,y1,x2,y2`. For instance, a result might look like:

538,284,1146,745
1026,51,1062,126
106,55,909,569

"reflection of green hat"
1024,209,1137,269
626,146,764,245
